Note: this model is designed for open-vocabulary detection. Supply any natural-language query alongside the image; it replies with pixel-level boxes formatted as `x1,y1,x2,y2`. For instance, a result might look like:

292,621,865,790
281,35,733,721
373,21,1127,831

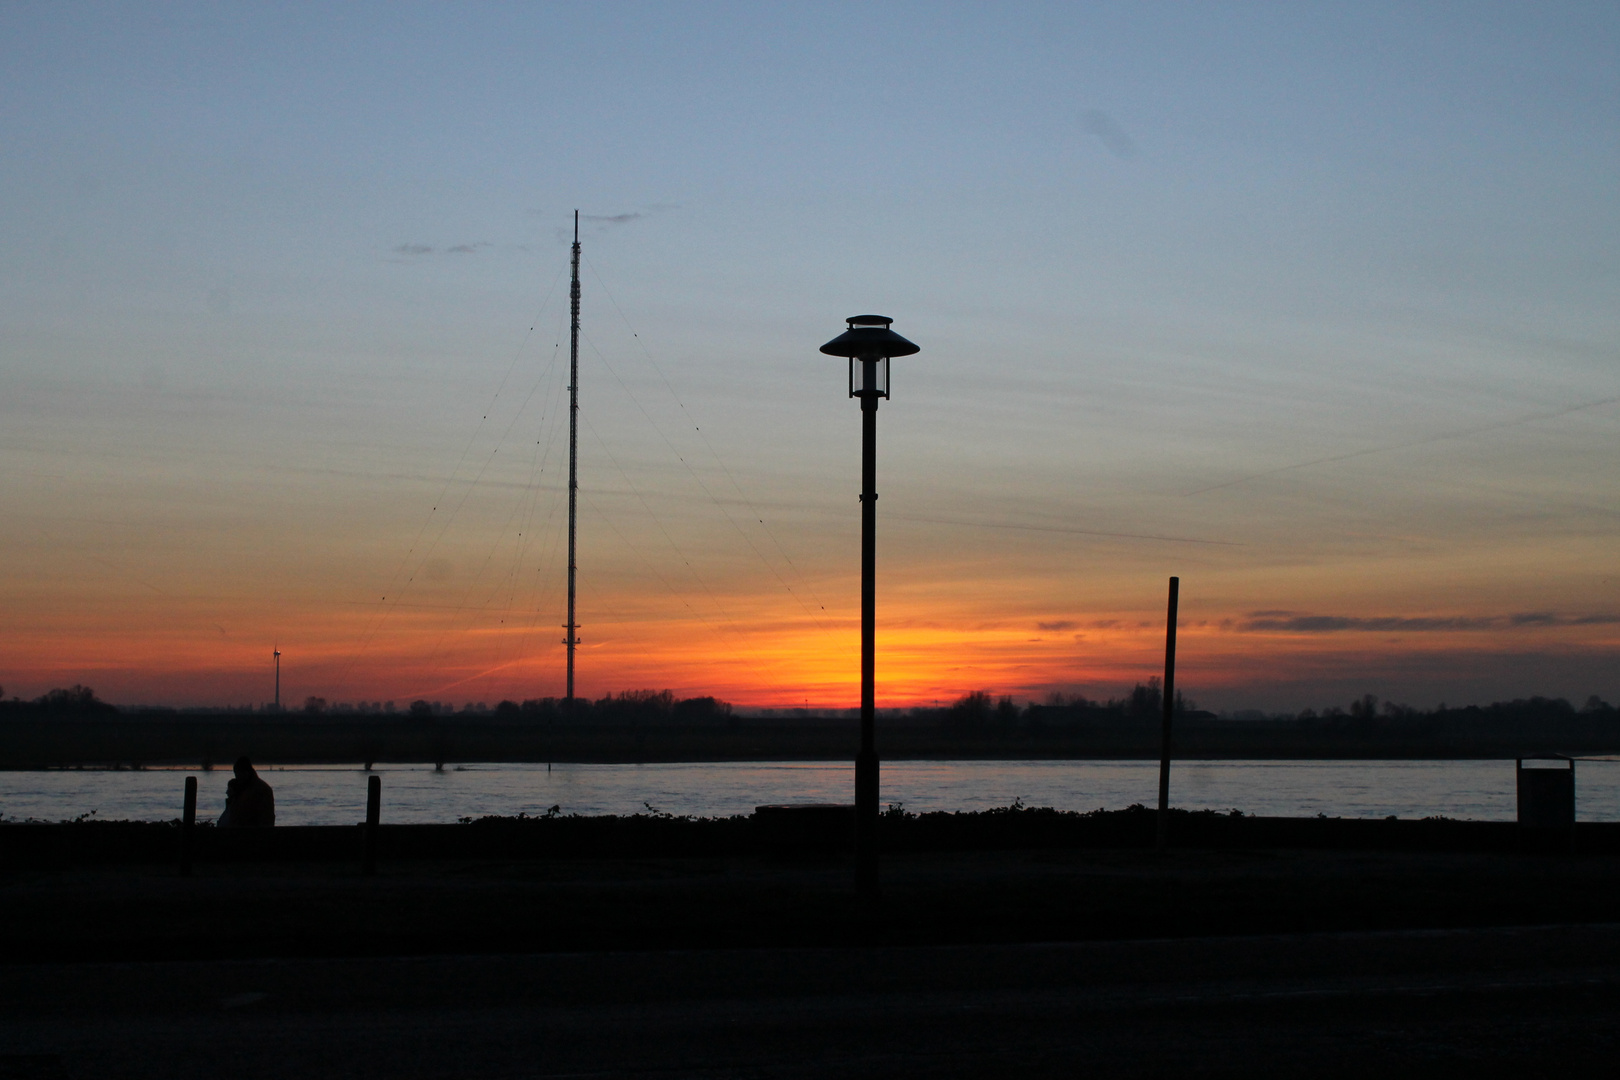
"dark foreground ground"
9,840,1620,960
5,924,1620,1079
5,845,1620,1076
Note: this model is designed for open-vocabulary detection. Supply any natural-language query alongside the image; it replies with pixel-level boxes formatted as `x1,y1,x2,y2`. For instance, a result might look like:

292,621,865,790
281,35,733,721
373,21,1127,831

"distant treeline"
0,685,120,718
1017,682,1620,732
927,680,1205,729
3,681,1618,767
0,686,735,725
4,678,1617,730
4,680,1618,731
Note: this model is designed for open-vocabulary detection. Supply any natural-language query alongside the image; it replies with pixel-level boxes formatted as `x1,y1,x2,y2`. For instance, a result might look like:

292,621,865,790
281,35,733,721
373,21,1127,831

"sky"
2,1,1617,713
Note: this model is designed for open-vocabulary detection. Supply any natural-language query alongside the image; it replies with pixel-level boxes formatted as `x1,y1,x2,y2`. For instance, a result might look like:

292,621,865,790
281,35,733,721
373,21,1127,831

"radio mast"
564,211,581,702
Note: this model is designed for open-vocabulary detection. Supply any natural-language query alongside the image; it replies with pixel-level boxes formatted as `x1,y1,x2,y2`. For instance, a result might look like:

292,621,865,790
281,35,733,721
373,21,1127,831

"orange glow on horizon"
7,580,1617,713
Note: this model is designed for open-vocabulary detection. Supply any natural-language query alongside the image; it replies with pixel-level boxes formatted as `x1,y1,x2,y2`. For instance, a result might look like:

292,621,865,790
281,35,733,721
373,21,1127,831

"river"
3,758,1618,825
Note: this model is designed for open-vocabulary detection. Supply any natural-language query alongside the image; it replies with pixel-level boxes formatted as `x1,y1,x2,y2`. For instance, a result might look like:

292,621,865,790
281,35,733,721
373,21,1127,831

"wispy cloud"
1240,611,1620,633
392,241,490,257
551,206,680,242
1037,620,1077,631
1184,395,1620,497
1080,109,1136,159
577,205,680,234
891,513,1239,547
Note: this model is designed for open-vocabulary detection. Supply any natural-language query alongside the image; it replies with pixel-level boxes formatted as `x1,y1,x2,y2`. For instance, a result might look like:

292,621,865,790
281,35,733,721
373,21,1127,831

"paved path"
5,924,1620,1077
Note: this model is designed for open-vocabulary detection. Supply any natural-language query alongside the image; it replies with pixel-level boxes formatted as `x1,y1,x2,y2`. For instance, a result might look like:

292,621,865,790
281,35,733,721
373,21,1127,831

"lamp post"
820,314,920,895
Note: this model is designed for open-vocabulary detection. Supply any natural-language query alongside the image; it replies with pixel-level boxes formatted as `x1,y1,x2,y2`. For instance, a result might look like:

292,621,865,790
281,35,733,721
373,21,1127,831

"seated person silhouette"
218,756,276,827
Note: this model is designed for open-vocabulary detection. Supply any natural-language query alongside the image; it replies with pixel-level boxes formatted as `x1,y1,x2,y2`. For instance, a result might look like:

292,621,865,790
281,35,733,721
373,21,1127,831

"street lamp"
820,314,920,895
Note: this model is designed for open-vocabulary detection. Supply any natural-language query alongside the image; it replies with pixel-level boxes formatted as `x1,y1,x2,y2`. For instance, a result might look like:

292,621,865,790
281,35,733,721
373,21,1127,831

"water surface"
4,759,1617,825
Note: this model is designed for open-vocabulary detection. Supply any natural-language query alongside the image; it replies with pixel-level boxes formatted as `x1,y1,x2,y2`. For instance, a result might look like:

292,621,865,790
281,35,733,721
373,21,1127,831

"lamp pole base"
856,747,879,895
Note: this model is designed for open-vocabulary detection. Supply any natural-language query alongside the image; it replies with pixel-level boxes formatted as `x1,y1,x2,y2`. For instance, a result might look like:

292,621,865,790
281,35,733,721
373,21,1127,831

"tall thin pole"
273,648,280,712
856,354,880,894
1156,575,1180,852
565,211,581,703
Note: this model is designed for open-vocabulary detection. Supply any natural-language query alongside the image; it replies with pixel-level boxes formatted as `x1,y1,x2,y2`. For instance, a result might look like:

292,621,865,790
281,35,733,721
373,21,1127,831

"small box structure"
1516,755,1575,832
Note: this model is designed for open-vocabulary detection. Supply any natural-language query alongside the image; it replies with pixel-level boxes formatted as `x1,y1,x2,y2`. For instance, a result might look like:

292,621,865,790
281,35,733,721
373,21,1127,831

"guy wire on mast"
565,210,581,703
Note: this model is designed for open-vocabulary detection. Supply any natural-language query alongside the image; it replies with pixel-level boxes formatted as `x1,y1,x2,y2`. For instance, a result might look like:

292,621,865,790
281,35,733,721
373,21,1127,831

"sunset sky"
3,2,1616,712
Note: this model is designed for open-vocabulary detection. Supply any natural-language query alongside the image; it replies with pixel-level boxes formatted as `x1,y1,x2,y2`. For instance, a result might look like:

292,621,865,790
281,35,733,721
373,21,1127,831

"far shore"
4,710,1618,768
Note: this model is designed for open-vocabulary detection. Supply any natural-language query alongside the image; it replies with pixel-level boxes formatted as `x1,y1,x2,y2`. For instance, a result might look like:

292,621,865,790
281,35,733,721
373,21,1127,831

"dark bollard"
363,773,381,876
180,776,197,876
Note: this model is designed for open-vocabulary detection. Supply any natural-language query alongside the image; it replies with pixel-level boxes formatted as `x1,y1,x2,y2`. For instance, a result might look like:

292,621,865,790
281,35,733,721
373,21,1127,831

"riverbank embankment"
3,805,1615,866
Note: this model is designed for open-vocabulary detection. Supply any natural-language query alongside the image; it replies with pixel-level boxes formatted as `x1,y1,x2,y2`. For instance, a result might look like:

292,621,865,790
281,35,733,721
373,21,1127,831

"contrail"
892,515,1241,546
1183,394,1620,497
400,658,539,700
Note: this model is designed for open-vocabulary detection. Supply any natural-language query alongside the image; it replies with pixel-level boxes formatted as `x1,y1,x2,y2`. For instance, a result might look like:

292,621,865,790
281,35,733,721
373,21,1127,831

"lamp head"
819,315,920,359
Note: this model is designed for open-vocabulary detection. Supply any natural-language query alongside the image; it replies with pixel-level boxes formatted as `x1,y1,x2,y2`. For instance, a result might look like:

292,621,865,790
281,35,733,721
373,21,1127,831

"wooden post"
364,773,381,876
1156,576,1180,852
180,775,197,877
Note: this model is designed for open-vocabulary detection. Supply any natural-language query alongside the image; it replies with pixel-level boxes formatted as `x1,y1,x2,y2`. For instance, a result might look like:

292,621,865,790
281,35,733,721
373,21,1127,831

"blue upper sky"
2,2,1617,709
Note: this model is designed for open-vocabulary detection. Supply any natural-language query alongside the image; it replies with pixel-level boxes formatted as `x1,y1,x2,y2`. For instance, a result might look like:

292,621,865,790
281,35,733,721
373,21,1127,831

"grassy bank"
2,804,1612,867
